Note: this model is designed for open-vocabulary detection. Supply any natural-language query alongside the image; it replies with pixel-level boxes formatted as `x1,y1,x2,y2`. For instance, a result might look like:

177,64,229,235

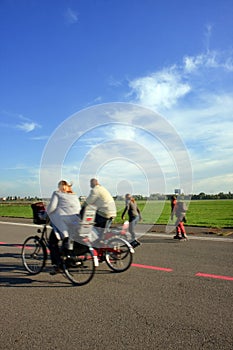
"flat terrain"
0,220,232,350
1,199,233,228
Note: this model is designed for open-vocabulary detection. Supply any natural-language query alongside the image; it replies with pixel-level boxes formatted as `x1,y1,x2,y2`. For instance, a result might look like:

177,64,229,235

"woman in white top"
47,180,81,274
47,180,81,240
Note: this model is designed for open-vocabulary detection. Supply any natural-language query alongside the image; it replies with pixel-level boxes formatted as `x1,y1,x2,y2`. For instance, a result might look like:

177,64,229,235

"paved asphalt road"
0,221,232,350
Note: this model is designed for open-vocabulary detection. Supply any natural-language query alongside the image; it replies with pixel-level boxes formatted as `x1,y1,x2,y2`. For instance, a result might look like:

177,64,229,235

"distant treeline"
2,192,233,203
190,192,233,200
126,192,233,200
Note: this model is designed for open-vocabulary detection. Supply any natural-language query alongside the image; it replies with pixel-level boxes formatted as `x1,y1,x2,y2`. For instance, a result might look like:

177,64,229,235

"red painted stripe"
0,242,22,247
196,272,233,281
132,263,173,272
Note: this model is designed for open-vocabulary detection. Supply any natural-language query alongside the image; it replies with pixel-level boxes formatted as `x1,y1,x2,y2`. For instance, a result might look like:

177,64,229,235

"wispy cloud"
30,135,49,141
108,75,123,87
1,111,41,133
16,121,40,132
183,50,233,73
204,23,213,52
65,8,79,24
0,165,41,197
127,44,233,193
128,66,191,110
128,50,233,112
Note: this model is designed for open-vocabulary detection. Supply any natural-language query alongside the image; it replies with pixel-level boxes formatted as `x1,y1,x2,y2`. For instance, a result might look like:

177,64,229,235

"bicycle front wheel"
63,248,95,286
21,236,47,274
105,237,133,272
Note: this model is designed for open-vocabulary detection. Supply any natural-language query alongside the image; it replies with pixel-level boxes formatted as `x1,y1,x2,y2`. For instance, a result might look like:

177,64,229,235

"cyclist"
47,180,81,274
81,178,116,238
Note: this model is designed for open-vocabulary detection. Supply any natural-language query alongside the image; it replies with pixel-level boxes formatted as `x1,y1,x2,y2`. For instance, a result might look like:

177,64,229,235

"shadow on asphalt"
0,249,115,288
140,238,179,244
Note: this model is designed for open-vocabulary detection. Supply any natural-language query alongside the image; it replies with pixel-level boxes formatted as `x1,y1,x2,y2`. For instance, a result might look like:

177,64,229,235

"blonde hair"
58,180,73,193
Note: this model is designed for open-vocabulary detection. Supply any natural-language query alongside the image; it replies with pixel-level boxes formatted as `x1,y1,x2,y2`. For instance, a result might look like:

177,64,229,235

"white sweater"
85,185,116,218
47,191,81,239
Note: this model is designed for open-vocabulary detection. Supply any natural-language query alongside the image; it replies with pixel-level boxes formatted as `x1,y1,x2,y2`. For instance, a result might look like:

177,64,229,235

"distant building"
174,189,184,195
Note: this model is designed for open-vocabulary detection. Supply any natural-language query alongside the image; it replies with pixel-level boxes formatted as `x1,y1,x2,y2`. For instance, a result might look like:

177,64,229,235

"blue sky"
0,0,233,198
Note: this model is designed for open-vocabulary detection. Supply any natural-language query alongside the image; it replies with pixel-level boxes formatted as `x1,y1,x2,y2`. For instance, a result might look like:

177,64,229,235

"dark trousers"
94,213,113,239
49,229,61,266
95,213,109,228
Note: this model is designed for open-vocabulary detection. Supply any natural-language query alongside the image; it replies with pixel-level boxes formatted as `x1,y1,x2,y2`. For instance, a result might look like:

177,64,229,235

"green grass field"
0,200,232,228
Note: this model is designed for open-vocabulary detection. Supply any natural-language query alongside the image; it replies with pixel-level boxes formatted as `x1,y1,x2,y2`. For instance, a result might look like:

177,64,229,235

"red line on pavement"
132,263,173,272
1,241,232,281
0,242,23,248
196,272,233,281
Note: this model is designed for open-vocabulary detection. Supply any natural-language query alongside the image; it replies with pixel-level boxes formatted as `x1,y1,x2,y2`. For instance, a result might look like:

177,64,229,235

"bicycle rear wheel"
105,237,133,272
63,248,95,286
21,236,47,274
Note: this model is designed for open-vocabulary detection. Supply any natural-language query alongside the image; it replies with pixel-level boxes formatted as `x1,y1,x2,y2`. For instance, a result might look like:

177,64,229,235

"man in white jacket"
82,178,116,229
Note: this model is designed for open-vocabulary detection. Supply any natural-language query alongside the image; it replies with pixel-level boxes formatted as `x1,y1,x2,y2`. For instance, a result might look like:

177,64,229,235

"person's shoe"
65,257,78,268
130,240,141,248
180,235,188,241
50,265,62,275
173,235,182,239
70,261,82,267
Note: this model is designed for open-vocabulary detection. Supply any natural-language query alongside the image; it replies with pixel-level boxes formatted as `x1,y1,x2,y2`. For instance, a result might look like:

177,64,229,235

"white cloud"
16,122,39,132
129,50,233,113
193,173,233,194
204,23,213,52
0,111,41,132
59,126,189,197
30,135,49,141
0,165,41,197
129,67,191,110
108,76,122,87
110,124,137,141
127,47,233,193
183,51,233,73
65,8,79,24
